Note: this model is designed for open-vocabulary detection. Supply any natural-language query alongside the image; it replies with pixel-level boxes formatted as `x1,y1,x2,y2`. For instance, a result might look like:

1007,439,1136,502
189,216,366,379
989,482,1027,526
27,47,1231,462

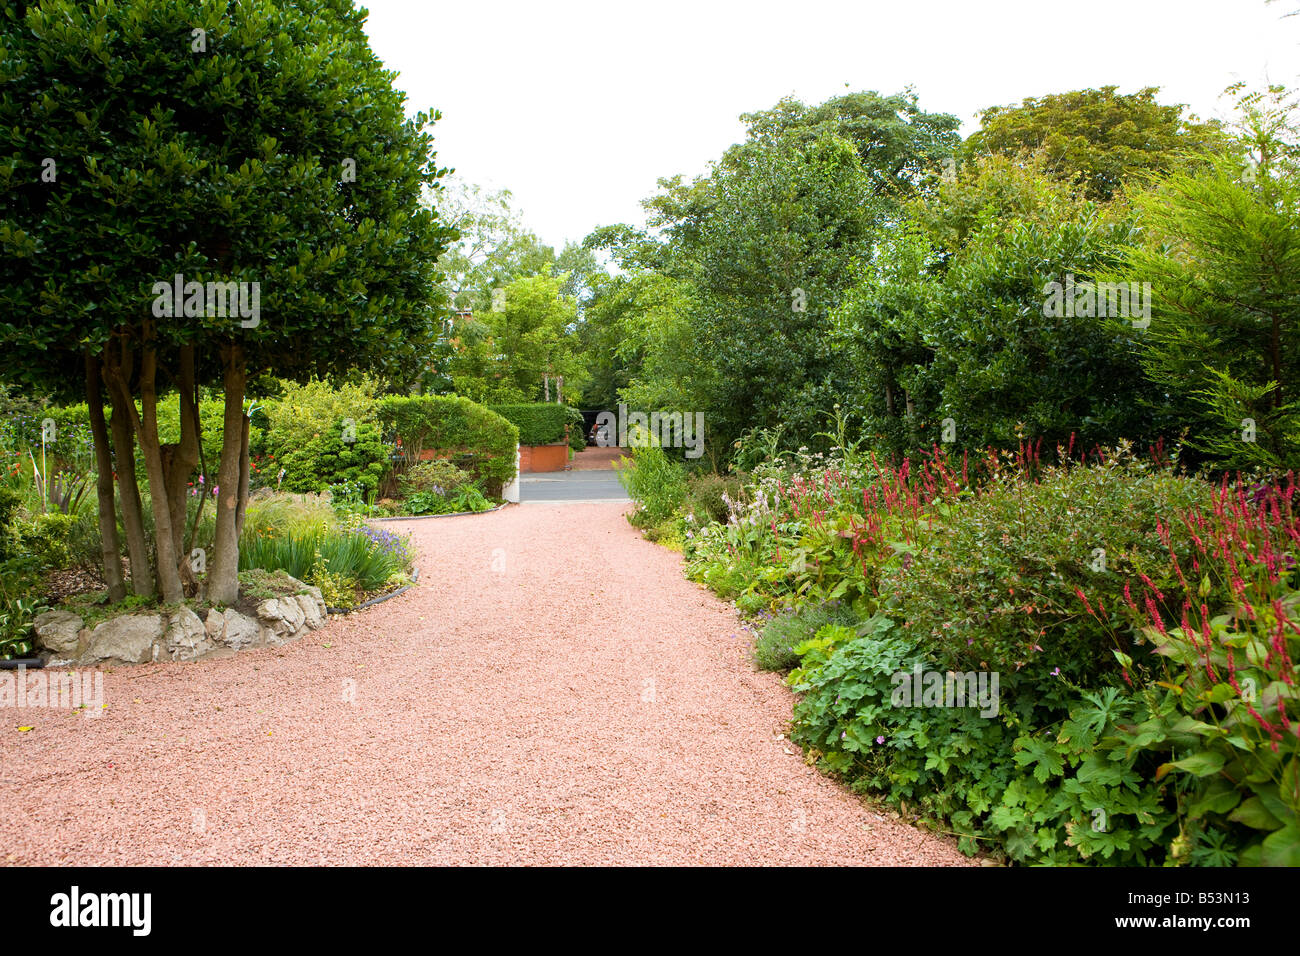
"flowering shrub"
1077,474,1300,865
642,431,1298,864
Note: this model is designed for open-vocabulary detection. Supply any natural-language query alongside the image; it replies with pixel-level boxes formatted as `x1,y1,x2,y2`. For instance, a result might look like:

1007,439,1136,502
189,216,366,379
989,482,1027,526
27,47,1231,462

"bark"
84,351,126,602
235,413,251,540
131,332,184,603
163,346,201,596
103,339,154,598
208,343,247,606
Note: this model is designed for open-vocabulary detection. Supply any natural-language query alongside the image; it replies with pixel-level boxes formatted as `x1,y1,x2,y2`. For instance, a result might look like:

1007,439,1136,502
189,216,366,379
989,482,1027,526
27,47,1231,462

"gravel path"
0,503,971,866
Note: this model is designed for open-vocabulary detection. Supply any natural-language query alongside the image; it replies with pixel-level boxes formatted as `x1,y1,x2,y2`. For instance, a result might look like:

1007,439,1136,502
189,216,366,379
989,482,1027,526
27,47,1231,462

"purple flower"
875,736,885,744
1050,667,1061,677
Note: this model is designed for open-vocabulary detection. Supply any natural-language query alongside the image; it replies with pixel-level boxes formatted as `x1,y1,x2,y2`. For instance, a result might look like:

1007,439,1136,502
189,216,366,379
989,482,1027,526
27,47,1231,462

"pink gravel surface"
0,503,973,866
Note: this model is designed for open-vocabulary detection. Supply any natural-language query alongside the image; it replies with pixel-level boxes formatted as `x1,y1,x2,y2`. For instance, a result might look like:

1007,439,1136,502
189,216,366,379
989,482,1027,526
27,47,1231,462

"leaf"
1259,826,1300,866
1229,796,1283,831
1171,751,1225,777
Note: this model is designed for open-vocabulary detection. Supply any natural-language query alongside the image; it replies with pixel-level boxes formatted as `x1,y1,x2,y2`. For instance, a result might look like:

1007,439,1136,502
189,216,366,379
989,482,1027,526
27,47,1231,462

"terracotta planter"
520,443,569,473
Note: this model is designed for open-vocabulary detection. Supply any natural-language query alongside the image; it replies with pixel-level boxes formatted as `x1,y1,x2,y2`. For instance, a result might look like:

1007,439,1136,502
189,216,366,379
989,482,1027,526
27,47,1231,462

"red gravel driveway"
0,503,972,866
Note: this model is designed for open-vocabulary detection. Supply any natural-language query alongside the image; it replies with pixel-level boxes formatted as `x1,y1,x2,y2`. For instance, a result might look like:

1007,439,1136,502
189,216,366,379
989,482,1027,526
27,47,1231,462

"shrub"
21,512,76,569
684,472,746,525
490,403,572,446
0,484,20,561
616,443,687,528
262,377,381,455
401,459,472,495
377,395,518,496
754,601,857,671
275,419,389,497
883,457,1214,712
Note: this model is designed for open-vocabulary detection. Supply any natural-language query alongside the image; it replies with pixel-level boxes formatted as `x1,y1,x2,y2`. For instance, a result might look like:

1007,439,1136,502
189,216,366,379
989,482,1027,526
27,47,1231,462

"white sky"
359,0,1298,249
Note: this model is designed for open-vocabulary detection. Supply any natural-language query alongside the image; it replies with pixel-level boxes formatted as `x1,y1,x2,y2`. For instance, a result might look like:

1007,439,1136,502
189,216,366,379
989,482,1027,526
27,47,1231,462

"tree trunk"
104,340,154,598
208,343,247,606
235,413,251,540
131,333,184,603
164,346,201,595
84,351,126,602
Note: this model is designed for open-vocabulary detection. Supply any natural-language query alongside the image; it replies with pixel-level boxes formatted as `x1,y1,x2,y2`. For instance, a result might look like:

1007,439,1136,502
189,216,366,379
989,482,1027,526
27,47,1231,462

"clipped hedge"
491,403,585,451
378,395,519,496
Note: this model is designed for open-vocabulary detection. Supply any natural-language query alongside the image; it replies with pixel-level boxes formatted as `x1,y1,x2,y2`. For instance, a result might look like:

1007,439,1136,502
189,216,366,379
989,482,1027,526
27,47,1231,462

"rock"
204,608,261,651
164,607,209,662
33,610,84,656
293,590,326,630
83,613,164,665
256,596,306,645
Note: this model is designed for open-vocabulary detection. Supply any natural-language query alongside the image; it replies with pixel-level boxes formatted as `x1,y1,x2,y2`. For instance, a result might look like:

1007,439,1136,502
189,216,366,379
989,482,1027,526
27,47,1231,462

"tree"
448,274,580,404
833,161,1164,456
1117,86,1300,469
966,86,1223,201
434,179,556,315
0,0,453,603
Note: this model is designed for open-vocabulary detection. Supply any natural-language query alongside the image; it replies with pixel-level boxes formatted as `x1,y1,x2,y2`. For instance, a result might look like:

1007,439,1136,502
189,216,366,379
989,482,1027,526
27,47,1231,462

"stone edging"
325,565,420,615
366,501,510,522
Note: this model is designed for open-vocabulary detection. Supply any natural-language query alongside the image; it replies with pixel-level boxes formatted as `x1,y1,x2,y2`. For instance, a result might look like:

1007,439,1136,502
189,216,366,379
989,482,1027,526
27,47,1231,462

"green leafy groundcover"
645,441,1300,866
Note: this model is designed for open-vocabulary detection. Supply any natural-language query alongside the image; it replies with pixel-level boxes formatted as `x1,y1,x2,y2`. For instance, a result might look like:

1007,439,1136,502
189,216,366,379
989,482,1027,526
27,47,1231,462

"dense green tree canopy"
0,0,452,601
965,86,1223,201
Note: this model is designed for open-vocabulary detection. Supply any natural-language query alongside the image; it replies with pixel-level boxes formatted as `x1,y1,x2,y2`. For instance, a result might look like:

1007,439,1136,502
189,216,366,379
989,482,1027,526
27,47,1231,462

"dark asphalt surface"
520,471,629,502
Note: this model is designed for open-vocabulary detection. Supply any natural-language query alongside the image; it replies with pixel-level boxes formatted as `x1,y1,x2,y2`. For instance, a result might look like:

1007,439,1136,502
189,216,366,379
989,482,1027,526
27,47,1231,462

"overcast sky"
359,0,1298,249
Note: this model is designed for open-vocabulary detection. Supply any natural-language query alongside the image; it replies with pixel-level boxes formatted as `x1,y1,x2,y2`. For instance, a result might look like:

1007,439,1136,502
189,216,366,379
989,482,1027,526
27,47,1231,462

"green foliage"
0,554,45,659
834,205,1164,456
276,419,388,498
754,602,857,672
377,394,518,496
400,460,472,495
491,403,573,446
404,483,493,516
966,85,1222,201
262,379,381,458
20,512,76,569
239,525,409,595
448,274,582,404
1115,86,1300,471
884,457,1213,708
683,472,745,525
0,484,20,561
616,442,686,528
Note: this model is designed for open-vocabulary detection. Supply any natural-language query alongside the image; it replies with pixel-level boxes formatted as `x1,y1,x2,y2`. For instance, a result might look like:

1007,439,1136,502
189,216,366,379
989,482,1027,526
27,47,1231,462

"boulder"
293,592,326,630
83,613,164,665
164,607,210,662
256,596,307,645
33,610,85,656
204,608,261,651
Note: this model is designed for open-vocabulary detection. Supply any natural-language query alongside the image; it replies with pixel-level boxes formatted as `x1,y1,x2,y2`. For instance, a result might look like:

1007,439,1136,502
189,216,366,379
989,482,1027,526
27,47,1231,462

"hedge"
491,403,586,452
378,395,519,496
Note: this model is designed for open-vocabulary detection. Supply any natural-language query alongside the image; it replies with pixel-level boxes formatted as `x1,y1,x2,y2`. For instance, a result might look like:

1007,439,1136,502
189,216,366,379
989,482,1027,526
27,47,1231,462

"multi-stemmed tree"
0,0,455,603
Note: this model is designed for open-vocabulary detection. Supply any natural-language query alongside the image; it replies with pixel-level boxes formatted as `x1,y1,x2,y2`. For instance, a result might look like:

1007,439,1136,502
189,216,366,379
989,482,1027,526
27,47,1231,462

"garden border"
365,502,511,522
325,565,421,616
